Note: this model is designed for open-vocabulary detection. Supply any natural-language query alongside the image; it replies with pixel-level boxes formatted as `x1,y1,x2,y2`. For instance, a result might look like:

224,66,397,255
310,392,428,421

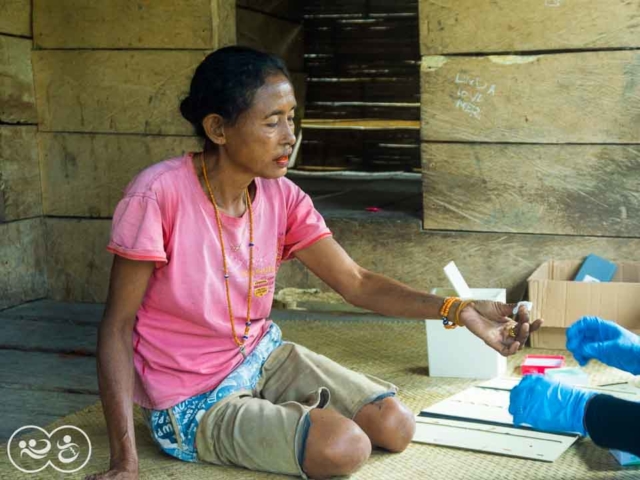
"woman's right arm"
85,256,155,480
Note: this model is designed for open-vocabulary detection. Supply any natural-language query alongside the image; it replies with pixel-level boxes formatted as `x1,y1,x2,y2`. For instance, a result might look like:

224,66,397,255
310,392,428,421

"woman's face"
221,74,297,179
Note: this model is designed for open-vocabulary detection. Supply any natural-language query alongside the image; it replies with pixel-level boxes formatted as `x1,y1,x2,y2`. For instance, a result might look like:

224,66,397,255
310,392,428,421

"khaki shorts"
195,342,397,478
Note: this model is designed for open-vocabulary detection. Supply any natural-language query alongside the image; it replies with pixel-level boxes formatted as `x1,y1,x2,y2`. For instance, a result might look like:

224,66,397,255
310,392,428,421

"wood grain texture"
45,218,111,303
420,52,640,143
33,52,306,135
33,50,208,135
0,0,31,37
39,133,201,217
420,0,640,55
46,217,640,303
0,218,47,310
422,143,640,237
0,35,37,124
237,7,304,72
0,126,42,221
213,0,237,48
33,0,236,49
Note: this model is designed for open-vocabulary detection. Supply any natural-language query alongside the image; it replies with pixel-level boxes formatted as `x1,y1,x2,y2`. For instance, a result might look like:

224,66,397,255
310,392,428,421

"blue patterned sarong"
143,323,283,462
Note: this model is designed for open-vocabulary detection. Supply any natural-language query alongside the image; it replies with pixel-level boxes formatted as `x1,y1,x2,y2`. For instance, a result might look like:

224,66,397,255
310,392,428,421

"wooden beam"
45,218,111,303
420,0,640,55
0,126,42,221
0,0,31,37
0,35,37,124
0,219,47,310
33,50,208,135
422,143,640,237
33,52,307,135
39,133,201,217
33,0,236,49
421,52,640,143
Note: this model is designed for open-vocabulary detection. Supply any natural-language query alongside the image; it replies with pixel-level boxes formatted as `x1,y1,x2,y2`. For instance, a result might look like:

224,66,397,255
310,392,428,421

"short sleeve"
107,193,168,266
282,185,332,261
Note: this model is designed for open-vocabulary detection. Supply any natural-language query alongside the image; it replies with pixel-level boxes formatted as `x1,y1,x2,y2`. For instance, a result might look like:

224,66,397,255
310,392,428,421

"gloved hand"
509,375,596,436
566,316,640,375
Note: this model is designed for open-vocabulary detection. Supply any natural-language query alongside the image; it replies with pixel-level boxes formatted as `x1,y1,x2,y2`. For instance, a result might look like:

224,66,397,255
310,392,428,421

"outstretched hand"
459,301,543,356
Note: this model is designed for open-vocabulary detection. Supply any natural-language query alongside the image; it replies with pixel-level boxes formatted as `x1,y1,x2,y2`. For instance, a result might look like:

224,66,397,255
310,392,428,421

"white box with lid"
426,287,508,379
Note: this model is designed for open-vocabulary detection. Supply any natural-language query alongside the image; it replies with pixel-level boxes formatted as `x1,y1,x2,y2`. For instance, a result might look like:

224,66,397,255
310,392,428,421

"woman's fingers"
514,321,530,346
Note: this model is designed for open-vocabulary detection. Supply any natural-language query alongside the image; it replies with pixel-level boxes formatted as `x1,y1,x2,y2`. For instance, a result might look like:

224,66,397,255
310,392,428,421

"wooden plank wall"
32,1,305,302
0,1,47,309
419,1,640,309
301,0,421,171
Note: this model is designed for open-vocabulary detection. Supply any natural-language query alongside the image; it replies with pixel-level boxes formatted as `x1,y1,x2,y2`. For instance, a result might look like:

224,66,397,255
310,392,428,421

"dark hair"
180,46,291,139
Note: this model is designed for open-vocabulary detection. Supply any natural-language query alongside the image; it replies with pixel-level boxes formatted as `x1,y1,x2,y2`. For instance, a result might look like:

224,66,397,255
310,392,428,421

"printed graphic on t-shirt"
228,241,277,300
253,279,270,297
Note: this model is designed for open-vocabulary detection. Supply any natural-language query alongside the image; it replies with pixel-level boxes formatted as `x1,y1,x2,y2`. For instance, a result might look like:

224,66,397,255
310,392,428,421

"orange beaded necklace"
201,154,254,357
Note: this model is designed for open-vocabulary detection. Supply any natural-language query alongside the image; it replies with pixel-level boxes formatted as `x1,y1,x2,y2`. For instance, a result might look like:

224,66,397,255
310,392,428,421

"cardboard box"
426,288,507,379
528,260,640,349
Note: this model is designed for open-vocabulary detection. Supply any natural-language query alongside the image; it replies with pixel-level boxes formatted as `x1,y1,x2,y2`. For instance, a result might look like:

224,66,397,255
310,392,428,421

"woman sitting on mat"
510,316,640,458
86,46,542,480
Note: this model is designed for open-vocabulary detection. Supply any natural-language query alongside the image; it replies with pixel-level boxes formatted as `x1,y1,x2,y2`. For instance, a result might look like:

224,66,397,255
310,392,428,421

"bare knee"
302,408,372,479
355,397,416,453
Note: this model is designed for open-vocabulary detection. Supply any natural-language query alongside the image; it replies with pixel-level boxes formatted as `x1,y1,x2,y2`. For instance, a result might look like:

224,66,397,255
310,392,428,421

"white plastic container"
426,287,508,379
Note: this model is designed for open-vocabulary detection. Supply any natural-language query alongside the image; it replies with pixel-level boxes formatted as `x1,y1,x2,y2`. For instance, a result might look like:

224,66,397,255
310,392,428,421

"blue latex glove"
566,316,640,375
509,375,596,436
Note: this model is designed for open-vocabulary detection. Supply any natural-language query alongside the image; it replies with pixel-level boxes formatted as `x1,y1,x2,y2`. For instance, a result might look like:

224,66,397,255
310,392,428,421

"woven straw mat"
1,318,638,479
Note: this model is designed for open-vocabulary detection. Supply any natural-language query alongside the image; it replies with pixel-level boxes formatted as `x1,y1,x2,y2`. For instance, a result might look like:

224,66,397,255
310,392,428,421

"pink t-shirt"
107,153,331,410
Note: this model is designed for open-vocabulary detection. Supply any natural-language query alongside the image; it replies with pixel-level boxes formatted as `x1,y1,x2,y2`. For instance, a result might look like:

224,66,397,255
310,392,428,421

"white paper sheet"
413,379,580,462
413,416,578,462
413,378,640,462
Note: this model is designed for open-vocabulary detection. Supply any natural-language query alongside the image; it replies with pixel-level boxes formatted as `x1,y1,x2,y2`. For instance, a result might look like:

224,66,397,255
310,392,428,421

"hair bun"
180,96,196,123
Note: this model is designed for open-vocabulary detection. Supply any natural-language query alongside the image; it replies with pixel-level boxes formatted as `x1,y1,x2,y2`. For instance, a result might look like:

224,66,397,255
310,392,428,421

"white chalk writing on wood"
454,73,497,120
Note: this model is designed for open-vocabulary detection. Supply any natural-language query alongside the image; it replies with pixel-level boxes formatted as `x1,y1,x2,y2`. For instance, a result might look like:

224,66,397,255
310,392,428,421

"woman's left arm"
294,237,541,355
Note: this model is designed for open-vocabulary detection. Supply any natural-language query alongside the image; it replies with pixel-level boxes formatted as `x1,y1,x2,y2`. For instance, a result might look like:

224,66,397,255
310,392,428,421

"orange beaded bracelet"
440,297,460,329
